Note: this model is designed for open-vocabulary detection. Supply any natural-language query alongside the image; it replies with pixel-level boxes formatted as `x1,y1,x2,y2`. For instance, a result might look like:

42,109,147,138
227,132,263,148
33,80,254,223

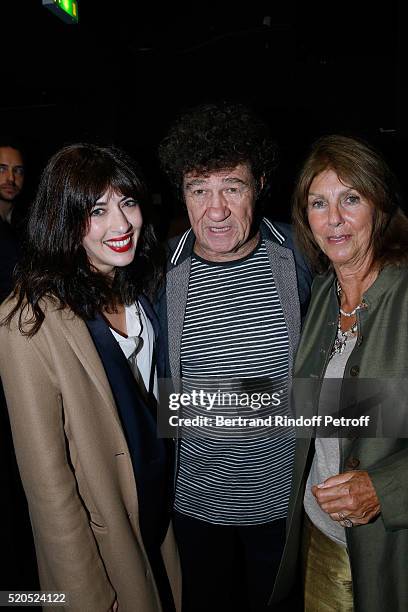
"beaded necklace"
329,281,361,359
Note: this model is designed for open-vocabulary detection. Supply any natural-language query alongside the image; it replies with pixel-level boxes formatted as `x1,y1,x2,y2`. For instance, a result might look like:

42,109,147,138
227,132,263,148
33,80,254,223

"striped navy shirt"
174,240,295,525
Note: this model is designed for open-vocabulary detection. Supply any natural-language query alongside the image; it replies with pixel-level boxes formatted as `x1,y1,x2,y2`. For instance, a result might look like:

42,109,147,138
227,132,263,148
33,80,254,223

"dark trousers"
145,544,176,612
173,511,286,612
0,381,39,593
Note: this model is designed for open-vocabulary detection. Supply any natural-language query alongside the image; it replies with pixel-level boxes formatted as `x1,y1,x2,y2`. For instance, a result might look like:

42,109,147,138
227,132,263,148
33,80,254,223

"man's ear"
256,174,266,197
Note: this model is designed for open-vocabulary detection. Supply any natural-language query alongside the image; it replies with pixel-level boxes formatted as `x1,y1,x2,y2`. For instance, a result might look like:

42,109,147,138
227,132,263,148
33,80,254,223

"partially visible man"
157,103,312,611
0,143,25,302
0,142,38,593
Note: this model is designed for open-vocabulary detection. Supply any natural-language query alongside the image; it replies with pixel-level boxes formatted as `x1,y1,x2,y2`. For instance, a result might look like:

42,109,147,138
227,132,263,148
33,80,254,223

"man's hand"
312,470,381,525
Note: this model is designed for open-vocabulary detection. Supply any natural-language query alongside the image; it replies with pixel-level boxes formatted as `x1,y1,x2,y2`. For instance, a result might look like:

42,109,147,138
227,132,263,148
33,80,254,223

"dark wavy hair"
3,143,163,336
158,102,278,198
292,134,408,273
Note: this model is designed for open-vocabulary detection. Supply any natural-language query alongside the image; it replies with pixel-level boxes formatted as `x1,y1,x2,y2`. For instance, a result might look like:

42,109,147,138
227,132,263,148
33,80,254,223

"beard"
0,186,20,202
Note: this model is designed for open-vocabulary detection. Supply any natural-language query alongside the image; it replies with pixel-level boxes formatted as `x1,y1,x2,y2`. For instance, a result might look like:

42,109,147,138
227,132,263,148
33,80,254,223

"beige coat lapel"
57,309,124,430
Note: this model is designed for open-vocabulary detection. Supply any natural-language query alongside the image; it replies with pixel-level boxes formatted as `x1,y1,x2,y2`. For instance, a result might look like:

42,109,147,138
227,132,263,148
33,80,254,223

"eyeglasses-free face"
307,168,374,272
82,189,143,276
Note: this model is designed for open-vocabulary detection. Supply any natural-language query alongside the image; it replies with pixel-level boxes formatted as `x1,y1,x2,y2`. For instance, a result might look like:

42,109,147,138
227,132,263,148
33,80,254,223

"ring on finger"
340,518,354,528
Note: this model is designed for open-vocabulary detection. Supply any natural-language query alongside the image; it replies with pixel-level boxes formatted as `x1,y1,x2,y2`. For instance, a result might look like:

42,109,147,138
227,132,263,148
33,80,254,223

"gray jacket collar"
169,217,286,267
166,218,300,380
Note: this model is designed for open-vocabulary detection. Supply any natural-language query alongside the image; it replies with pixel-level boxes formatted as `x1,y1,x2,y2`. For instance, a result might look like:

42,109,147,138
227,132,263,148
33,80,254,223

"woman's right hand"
312,470,381,525
109,600,118,612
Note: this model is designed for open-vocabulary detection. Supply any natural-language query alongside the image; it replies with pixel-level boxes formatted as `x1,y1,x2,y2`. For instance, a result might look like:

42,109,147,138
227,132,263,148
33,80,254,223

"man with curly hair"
157,102,312,611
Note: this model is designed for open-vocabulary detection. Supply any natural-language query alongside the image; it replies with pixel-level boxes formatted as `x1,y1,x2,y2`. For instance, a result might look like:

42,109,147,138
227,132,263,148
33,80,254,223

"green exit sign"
43,0,79,24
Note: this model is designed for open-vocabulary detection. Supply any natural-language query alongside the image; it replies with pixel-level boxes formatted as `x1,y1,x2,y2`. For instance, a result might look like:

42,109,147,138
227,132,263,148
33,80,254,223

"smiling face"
82,189,143,276
183,163,260,262
307,168,374,272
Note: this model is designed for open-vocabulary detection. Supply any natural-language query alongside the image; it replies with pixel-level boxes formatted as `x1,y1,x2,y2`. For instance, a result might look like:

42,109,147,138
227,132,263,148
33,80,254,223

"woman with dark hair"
0,144,180,612
272,135,408,611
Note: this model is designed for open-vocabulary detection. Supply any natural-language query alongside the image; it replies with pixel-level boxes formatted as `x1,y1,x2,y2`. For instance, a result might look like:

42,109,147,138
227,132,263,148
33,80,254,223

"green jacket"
271,266,408,612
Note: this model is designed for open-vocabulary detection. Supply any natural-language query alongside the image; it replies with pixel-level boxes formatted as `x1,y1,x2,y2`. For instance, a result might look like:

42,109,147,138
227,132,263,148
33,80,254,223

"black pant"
0,380,39,593
173,512,286,612
144,544,176,612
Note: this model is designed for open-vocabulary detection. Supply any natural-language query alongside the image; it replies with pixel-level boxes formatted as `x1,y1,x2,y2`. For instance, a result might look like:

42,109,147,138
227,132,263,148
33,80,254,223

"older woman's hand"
311,470,381,526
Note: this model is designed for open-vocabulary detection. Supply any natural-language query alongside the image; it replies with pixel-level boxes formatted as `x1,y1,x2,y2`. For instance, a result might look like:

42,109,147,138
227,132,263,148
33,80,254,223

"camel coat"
0,298,181,612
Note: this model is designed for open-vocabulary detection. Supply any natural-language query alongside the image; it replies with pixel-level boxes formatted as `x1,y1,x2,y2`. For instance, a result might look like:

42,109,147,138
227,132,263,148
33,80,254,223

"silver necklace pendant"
329,318,358,360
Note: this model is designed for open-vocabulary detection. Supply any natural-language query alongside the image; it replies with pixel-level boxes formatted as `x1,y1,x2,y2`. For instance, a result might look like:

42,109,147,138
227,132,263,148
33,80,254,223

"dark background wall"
1,2,403,233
